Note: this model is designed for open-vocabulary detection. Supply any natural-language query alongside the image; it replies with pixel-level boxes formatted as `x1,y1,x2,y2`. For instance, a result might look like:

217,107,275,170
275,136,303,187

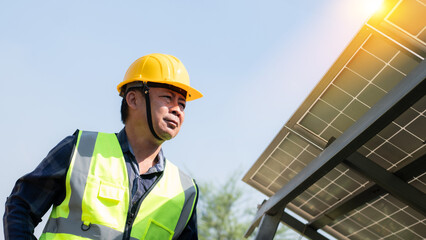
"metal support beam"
280,212,329,240
245,59,426,237
255,208,283,240
309,152,426,229
344,152,426,216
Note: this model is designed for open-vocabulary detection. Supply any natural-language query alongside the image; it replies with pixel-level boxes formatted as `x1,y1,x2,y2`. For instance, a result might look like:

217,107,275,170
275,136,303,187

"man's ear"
125,90,139,110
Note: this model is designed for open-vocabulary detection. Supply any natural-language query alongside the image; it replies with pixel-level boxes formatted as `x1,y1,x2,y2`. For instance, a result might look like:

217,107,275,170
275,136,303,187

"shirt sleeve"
177,183,199,240
3,133,77,240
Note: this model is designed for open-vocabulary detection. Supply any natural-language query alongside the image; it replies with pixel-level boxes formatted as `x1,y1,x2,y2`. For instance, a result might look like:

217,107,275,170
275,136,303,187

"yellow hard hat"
117,53,202,101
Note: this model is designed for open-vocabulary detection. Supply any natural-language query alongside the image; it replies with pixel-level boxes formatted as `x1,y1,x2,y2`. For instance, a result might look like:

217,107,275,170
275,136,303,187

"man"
4,53,202,239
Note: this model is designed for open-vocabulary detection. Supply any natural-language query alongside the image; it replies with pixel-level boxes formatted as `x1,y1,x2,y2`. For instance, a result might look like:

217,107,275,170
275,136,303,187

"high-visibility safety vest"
40,131,197,240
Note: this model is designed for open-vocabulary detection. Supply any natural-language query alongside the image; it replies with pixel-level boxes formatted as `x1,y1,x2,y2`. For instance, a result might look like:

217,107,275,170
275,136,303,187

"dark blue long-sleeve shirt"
3,128,198,239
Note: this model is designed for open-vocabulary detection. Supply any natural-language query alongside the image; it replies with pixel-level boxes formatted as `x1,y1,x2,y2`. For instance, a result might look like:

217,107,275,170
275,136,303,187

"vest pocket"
98,180,124,202
82,177,127,231
142,218,173,240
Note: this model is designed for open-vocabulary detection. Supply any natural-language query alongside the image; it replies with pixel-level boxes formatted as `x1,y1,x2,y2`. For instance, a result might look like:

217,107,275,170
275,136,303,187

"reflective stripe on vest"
40,131,197,240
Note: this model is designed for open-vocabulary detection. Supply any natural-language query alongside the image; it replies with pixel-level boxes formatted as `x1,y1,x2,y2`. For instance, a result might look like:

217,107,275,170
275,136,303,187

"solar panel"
330,193,426,239
243,0,426,239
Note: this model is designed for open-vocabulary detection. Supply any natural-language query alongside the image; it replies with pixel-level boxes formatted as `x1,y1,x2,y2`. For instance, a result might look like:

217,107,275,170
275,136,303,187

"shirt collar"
117,128,165,173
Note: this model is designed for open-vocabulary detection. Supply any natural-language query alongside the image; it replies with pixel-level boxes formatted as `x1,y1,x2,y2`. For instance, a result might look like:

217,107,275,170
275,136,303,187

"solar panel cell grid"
374,198,400,214
333,68,369,96
362,149,395,169
332,218,362,237
386,0,426,37
252,171,270,188
257,165,275,181
274,176,289,186
378,122,401,139
361,103,425,171
412,95,426,112
300,112,328,135
288,166,371,219
309,100,340,123
410,173,426,193
362,35,399,62
297,32,423,145
288,159,306,173
344,166,370,185
409,222,426,237
320,85,353,111
392,210,418,226
375,142,407,165
397,229,420,240
264,157,286,173
297,151,318,164
372,66,405,92
293,191,314,208
333,174,363,194
301,197,329,216
380,220,407,237
249,131,330,197
342,100,370,121
358,84,387,107
278,139,304,159
287,132,310,148
389,51,420,75
332,194,426,240
352,212,375,226
363,136,384,151
347,49,386,80
282,168,297,181
270,147,292,165
394,108,419,127
380,221,403,237
325,183,351,202
389,129,422,153
406,115,426,140
306,183,336,202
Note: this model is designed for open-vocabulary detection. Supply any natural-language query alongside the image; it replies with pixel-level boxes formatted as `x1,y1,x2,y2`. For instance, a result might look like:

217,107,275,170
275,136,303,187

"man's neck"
125,125,163,174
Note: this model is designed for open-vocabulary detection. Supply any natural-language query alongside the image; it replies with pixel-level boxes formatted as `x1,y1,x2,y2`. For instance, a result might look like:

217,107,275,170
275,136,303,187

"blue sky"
0,0,375,237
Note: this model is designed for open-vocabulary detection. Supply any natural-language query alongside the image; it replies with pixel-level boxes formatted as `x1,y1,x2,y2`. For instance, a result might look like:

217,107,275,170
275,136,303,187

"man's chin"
159,132,175,141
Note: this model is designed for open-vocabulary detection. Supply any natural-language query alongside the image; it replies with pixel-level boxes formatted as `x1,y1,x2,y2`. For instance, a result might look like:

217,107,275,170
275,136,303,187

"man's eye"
179,103,186,111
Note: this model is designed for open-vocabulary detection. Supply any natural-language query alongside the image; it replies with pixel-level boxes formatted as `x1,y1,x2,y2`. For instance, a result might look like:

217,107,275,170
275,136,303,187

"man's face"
149,87,186,140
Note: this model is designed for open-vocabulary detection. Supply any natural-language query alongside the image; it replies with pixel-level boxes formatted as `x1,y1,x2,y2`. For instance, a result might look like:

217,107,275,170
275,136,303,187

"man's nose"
170,103,182,117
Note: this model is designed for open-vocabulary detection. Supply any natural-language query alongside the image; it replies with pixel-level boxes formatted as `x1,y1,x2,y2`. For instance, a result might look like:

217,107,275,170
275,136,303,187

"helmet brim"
117,79,202,101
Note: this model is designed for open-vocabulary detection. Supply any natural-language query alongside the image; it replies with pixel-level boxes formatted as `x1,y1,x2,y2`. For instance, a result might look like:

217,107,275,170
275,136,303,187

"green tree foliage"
197,174,294,240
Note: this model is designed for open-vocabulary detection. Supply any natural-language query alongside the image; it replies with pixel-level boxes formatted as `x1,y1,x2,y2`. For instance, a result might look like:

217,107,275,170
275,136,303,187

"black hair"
120,97,129,124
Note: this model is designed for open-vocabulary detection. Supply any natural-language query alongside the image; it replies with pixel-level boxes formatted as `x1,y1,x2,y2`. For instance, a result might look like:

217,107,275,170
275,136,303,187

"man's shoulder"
164,159,195,181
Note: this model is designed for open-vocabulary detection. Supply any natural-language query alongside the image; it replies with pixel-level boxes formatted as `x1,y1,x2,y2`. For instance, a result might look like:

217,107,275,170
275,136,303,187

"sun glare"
364,0,385,16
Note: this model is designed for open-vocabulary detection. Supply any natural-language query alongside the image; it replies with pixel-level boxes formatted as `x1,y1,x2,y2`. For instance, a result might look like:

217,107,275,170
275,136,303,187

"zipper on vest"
122,171,165,240
127,212,135,225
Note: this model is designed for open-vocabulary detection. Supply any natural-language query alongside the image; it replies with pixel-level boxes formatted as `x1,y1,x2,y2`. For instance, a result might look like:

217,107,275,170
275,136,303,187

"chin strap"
142,83,164,141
